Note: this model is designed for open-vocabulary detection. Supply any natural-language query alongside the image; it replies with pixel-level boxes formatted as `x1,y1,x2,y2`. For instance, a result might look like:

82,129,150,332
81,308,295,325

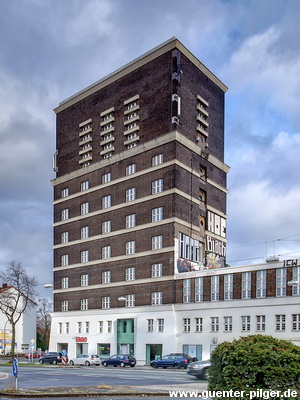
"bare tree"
36,298,52,351
0,261,38,362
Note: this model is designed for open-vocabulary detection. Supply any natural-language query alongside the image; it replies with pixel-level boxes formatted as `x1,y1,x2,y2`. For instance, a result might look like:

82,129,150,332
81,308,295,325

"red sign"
75,337,87,342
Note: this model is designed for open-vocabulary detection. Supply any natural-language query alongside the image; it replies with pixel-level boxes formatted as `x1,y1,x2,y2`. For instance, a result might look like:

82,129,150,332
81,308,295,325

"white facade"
49,259,300,363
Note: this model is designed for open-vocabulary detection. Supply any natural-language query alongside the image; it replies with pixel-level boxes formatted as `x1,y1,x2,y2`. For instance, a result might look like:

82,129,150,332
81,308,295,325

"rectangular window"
125,241,135,255
125,294,135,308
256,270,266,298
126,187,136,202
224,316,232,332
211,317,219,332
195,277,203,302
84,321,90,334
126,164,136,175
81,226,89,239
224,274,233,300
107,320,112,333
61,277,69,289
61,188,69,198
58,322,62,334
195,317,203,333
151,292,162,305
61,209,69,221
126,214,136,228
102,271,111,284
61,300,68,312
241,316,251,331
292,314,300,331
211,275,220,301
81,250,89,263
81,298,88,310
81,202,89,215
102,220,111,234
102,297,111,309
147,319,153,332
275,314,286,331
61,254,69,266
125,267,135,281
102,246,111,259
183,318,191,333
152,235,163,250
98,321,103,333
102,172,111,184
61,232,69,244
65,322,69,334
77,322,82,334
102,195,111,209
256,315,266,331
157,318,164,332
152,207,163,222
276,269,287,297
152,263,162,278
81,181,89,191
81,274,89,287
292,267,300,295
242,272,251,299
152,179,163,194
183,279,191,303
152,153,163,167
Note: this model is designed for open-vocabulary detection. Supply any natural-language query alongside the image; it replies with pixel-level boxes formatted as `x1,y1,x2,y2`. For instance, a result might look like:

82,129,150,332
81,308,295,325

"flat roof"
54,37,228,114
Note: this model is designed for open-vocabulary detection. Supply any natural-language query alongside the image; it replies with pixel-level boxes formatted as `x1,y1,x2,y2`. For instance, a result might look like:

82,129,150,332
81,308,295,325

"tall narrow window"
211,276,220,301
224,316,232,332
276,269,286,297
152,179,163,194
224,274,233,300
242,272,251,299
292,267,300,296
183,279,191,303
183,318,191,333
256,270,266,298
195,277,203,302
211,317,219,332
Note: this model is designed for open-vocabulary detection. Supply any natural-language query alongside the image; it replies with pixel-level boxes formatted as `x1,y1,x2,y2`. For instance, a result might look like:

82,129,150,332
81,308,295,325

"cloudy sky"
0,0,300,294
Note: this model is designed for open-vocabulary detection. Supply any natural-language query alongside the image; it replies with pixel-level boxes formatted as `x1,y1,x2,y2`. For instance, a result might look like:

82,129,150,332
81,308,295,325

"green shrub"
208,335,300,400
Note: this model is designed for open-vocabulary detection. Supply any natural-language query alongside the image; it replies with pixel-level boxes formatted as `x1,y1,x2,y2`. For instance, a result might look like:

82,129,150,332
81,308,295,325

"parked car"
187,359,211,379
101,354,136,367
150,353,196,369
39,352,63,365
25,351,44,359
69,354,100,366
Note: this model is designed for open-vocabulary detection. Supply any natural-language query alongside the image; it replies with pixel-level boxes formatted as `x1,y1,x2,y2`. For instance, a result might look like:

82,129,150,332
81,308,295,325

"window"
195,317,203,333
102,246,111,259
84,321,90,334
126,164,136,175
125,241,135,255
242,272,251,299
102,220,111,234
61,254,69,266
81,298,88,310
151,292,162,305
81,250,89,263
125,267,135,281
152,153,163,167
241,316,251,331
211,275,220,301
256,270,266,298
152,263,162,278
195,277,203,302
147,319,154,332
61,277,69,289
61,188,69,198
211,317,219,332
81,274,89,287
65,322,69,334
61,300,68,312
292,314,300,331
81,181,89,191
58,322,62,334
224,274,233,300
152,235,163,250
77,322,82,334
183,279,191,303
276,269,286,297
152,179,163,194
183,318,191,333
107,321,112,333
102,172,111,184
81,202,89,215
81,226,89,239
125,294,135,308
102,271,111,284
98,321,103,333
256,315,266,331
224,316,232,332
126,214,136,228
292,267,300,295
126,187,136,202
102,195,111,209
102,297,111,309
158,318,164,332
61,232,69,244
61,209,69,221
179,233,200,262
275,314,286,331
152,207,163,222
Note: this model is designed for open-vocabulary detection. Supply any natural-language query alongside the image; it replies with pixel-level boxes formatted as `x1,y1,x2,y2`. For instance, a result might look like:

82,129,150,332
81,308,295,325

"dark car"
39,352,63,365
187,359,211,379
150,353,196,369
101,354,136,367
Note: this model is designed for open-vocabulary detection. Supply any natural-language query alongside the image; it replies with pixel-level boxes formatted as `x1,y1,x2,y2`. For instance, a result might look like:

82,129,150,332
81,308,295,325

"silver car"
69,354,100,366
187,359,211,379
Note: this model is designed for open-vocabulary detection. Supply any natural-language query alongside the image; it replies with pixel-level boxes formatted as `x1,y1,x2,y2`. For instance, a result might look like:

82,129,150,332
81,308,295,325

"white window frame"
81,298,88,310
147,319,154,332
61,254,69,266
125,294,135,308
61,209,69,221
211,275,220,301
61,188,69,198
224,316,232,332
102,195,111,209
256,270,266,298
256,315,266,331
195,317,203,333
152,235,163,250
102,297,111,309
102,271,111,284
80,181,89,191
183,279,191,303
61,300,69,312
152,153,163,167
195,277,203,302
81,226,89,239
183,318,191,333
276,268,286,297
126,187,136,202
126,163,136,176
224,274,233,300
152,179,163,194
125,241,135,255
61,277,69,289
242,271,251,299
81,274,89,287
102,172,111,184
151,263,162,278
151,291,162,305
292,267,300,296
102,220,111,234
125,267,135,281
81,250,89,263
211,317,219,332
126,214,136,228
102,246,111,259
275,314,286,331
152,207,163,222
292,314,300,331
81,202,89,215
61,232,69,244
157,318,164,332
241,315,251,332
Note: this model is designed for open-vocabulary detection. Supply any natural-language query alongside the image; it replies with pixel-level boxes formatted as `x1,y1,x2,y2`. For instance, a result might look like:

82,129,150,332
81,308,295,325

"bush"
208,335,300,399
